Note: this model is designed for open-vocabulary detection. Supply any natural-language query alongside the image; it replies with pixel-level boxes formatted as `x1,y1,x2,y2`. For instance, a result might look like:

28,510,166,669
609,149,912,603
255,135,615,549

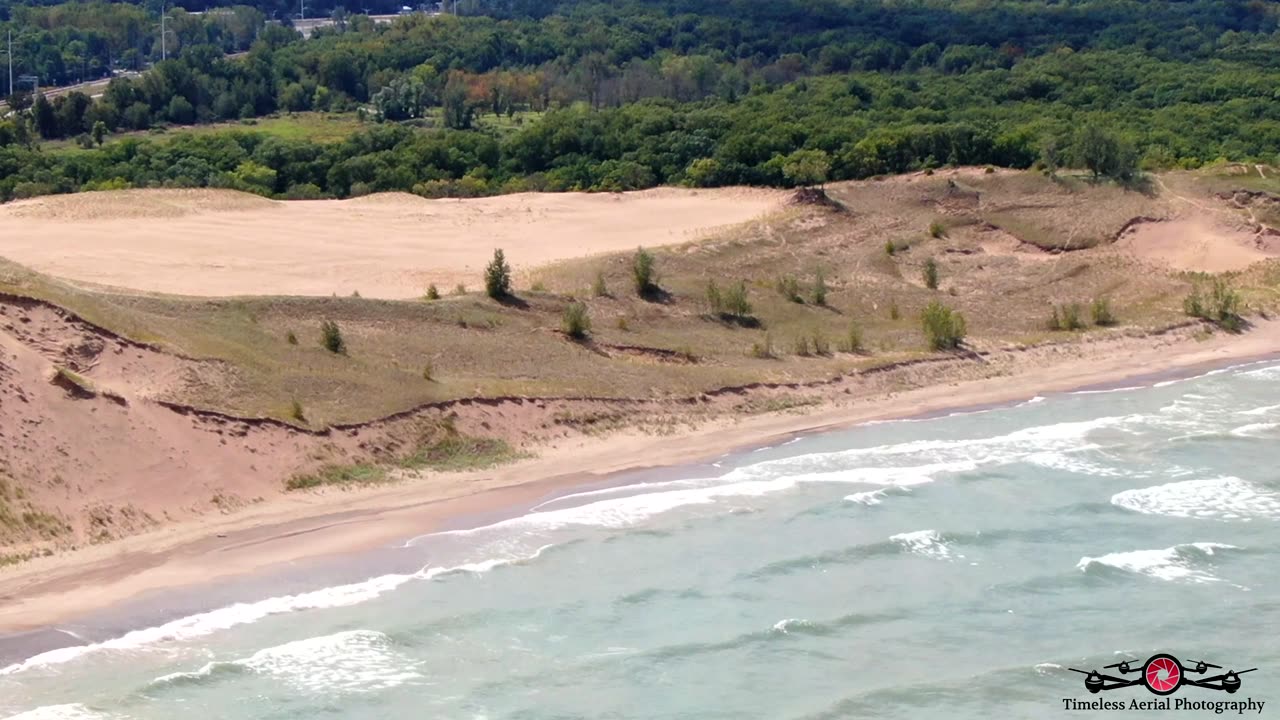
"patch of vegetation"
485,249,513,300
290,399,306,422
286,330,299,345
921,301,967,350
286,463,387,490
923,258,940,291
1047,303,1085,331
929,220,947,239
320,320,346,354
778,275,803,303
632,247,658,298
1091,297,1118,326
425,284,441,301
1184,277,1243,331
592,271,609,298
562,301,591,340
839,322,864,353
812,271,828,306
750,333,776,359
285,431,523,491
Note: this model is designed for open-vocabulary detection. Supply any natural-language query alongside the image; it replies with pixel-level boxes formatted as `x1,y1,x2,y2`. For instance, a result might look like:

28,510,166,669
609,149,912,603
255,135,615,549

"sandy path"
0,188,784,298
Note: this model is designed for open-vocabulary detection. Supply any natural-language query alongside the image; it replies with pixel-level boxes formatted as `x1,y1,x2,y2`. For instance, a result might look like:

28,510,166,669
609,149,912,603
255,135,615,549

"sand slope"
0,188,784,298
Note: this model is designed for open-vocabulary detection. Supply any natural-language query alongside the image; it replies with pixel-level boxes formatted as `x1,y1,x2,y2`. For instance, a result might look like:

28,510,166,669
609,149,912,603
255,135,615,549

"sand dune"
0,188,785,298
1114,217,1278,272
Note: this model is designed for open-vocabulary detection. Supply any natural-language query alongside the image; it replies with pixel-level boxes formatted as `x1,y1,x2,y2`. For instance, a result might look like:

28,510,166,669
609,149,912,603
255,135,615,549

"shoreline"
1,321,1278,666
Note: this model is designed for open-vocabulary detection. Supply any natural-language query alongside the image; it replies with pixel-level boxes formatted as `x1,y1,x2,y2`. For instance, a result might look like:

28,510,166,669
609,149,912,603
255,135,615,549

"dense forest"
1,0,1279,200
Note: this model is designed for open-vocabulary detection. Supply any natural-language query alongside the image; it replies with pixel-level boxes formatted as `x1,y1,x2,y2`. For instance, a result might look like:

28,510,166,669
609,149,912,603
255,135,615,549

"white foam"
1071,385,1145,395
1078,543,1238,584
1111,477,1280,521
0,550,549,677
771,618,814,634
1231,422,1279,438
890,529,959,561
1239,403,1280,417
157,630,418,694
1034,662,1065,675
845,489,889,505
1,705,117,720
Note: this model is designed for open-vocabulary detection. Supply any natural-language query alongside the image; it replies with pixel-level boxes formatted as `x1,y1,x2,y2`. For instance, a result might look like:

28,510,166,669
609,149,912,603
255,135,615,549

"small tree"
91,120,107,146
484,249,512,299
839,322,863,353
562,302,591,339
812,271,828,306
923,258,940,290
320,320,346,354
286,330,298,345
781,148,831,189
921,301,966,350
632,247,657,297
425,284,440,300
592,270,608,297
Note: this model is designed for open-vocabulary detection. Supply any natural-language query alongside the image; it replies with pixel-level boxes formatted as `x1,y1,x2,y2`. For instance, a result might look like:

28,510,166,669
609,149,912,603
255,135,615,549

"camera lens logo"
1145,655,1181,695
1071,654,1254,695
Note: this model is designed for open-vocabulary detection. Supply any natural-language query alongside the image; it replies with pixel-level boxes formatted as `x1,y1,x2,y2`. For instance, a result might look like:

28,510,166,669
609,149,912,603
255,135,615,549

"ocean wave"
844,486,913,506
152,630,418,694
1230,422,1279,438
0,549,551,677
1,705,119,720
1239,403,1280,417
1077,543,1240,585
1111,477,1280,521
890,529,960,561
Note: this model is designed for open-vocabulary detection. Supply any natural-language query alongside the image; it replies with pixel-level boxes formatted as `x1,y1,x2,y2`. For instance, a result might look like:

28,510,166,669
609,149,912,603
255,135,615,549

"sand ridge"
0,187,786,299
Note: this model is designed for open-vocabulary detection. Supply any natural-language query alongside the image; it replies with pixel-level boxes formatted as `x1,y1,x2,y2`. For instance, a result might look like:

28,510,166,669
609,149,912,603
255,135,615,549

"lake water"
3,360,1279,718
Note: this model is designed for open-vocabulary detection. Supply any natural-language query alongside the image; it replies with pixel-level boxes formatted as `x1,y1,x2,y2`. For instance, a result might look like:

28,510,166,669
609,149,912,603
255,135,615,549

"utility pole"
157,5,175,61
299,0,307,22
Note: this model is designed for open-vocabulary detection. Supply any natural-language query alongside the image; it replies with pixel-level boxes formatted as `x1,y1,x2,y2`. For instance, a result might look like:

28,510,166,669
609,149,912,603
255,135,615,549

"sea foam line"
1078,543,1240,586
0,548,551,677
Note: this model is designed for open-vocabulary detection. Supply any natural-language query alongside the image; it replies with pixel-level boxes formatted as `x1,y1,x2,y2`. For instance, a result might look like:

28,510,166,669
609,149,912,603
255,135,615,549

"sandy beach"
1,318,1276,640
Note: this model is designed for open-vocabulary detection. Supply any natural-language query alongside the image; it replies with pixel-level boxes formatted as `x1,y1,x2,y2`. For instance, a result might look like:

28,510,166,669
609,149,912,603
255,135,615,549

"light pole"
156,6,175,61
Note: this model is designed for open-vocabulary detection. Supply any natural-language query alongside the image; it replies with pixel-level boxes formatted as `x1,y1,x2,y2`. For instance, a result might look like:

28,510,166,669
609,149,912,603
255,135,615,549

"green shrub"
812,271,828,306
890,300,901,320
778,275,803,303
425,284,440,300
290,399,305,422
423,361,434,381
530,280,548,292
632,247,657,296
921,300,967,350
705,279,723,315
562,301,591,339
750,333,776,359
616,316,629,331
793,335,812,356
1048,303,1085,331
723,280,753,319
811,331,830,355
884,240,896,256
320,320,346,354
452,283,468,296
1186,278,1243,331
592,270,608,297
839,322,863,353
484,248,512,299
1091,297,1117,326
929,220,946,239
923,258,940,290
286,330,298,345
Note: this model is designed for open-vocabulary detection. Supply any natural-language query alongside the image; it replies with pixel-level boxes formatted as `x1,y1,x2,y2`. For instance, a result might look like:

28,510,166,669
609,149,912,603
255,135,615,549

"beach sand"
0,318,1276,641
0,188,784,299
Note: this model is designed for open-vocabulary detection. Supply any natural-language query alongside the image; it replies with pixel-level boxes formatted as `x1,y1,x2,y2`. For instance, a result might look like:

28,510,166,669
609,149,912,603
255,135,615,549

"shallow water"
4,362,1280,718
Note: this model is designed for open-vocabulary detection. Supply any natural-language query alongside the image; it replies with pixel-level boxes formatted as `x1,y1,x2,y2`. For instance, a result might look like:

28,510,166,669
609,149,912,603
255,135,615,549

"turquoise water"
4,361,1280,719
